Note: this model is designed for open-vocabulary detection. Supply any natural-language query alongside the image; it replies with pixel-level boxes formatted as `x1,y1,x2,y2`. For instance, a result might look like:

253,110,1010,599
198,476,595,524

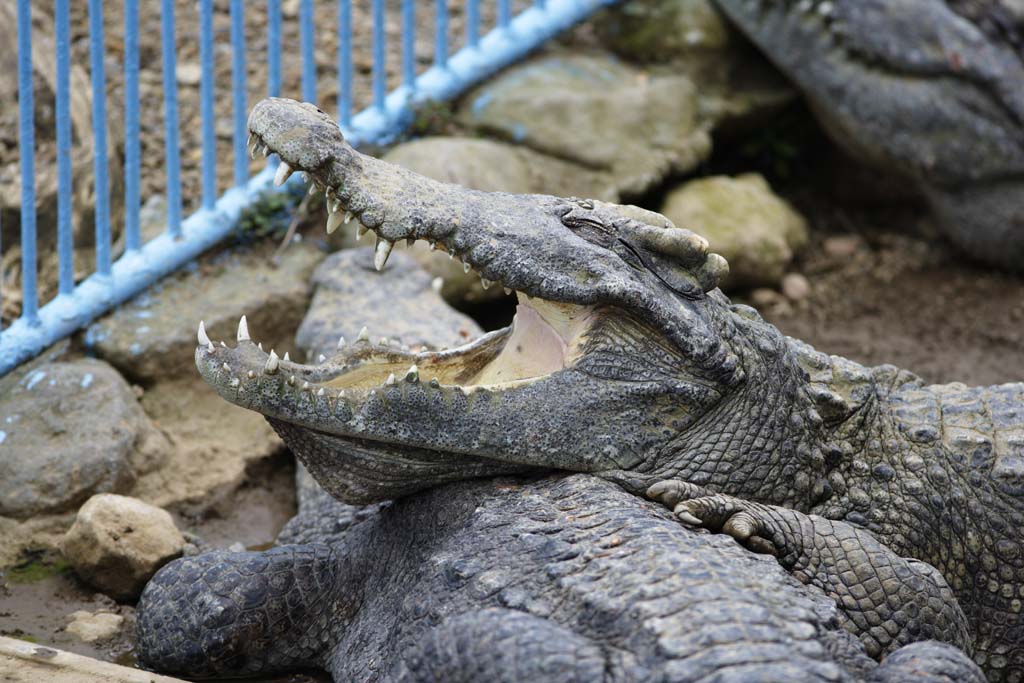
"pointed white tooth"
385,373,396,386
431,277,443,293
481,278,491,290
317,388,325,397
504,287,512,295
207,342,215,353
463,262,471,274
274,162,293,187
357,326,369,342
197,320,211,346
261,144,270,157
379,337,389,346
374,239,394,271
237,315,250,342
264,350,280,374
337,336,346,349
258,342,264,351
288,375,296,386
405,364,419,382
220,341,228,348
221,362,230,372
318,354,326,363
429,242,437,251
248,140,258,159
344,211,353,224
357,224,368,239
308,185,318,196
327,210,344,235
302,381,310,390
247,370,256,379
284,351,291,362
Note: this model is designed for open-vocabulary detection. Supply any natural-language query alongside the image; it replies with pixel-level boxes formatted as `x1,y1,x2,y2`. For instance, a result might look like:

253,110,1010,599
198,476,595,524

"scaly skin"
192,98,1023,678
713,0,1024,271
138,464,983,681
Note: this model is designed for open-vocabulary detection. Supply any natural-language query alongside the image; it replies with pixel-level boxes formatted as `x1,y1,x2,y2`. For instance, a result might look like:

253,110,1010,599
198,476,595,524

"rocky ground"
1,1,1022,681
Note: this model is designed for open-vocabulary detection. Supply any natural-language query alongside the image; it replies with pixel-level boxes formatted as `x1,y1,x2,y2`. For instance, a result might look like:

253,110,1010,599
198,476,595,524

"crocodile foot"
646,479,974,662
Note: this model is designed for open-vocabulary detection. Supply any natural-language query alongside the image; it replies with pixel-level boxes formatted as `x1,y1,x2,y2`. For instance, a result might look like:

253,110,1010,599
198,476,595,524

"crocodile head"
197,98,826,505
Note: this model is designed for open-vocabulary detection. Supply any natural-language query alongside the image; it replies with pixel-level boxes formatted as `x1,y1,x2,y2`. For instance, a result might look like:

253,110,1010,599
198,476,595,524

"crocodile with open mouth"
144,98,1022,680
139,248,984,683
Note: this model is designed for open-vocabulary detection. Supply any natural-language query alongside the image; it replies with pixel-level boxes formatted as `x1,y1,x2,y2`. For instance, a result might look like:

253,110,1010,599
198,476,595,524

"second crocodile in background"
203,98,1022,679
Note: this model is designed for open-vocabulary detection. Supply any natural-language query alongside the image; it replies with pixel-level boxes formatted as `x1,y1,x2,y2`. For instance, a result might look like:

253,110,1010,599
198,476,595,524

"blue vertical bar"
16,0,38,322
55,0,75,291
372,0,385,110
199,0,215,209
498,0,510,28
160,0,182,237
435,0,447,68
300,0,315,103
230,0,247,186
89,0,112,272
466,0,479,48
268,0,281,97
402,0,415,88
338,0,352,127
123,0,141,251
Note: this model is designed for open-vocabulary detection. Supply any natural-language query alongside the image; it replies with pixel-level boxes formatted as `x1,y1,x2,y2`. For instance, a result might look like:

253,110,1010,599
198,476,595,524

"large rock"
660,173,808,288
84,241,323,381
365,137,613,304
131,376,284,515
457,52,712,197
62,494,185,601
296,249,483,362
0,359,168,519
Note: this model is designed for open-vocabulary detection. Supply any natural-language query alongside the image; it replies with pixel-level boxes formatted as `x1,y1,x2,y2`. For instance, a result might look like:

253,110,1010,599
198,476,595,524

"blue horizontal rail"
1,0,617,375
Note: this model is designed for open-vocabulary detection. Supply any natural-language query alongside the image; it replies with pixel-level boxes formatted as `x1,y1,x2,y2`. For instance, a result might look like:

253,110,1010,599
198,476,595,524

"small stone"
65,611,124,643
660,174,808,288
823,235,864,259
175,63,201,86
750,287,785,308
781,273,812,301
62,494,185,601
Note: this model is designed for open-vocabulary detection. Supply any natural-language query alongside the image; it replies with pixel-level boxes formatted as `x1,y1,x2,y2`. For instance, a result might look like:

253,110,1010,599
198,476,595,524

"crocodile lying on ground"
713,0,1024,271
139,249,984,682
143,98,1023,680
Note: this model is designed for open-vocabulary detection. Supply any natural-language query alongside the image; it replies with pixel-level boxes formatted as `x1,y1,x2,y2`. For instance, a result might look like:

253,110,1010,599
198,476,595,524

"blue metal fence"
1,0,615,375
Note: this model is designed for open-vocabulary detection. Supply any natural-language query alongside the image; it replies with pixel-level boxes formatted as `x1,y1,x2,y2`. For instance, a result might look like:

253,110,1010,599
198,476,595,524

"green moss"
4,630,39,643
5,557,70,583
233,184,306,245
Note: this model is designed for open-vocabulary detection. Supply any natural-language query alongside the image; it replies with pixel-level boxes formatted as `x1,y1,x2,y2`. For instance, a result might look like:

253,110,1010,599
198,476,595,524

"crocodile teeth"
431,277,443,293
316,388,325,397
463,262,471,274
326,210,344,235
221,362,230,372
308,185,318,196
503,287,512,295
318,354,326,363
337,336,346,348
283,352,291,362
247,370,256,379
481,278,492,290
261,144,270,157
379,338,390,346
374,239,394,271
385,373,396,386
248,139,258,159
237,315,250,342
405,364,419,382
264,350,280,374
197,320,211,346
257,342,263,351
344,211,353,224
274,162,293,187
357,326,370,342
302,381,310,390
